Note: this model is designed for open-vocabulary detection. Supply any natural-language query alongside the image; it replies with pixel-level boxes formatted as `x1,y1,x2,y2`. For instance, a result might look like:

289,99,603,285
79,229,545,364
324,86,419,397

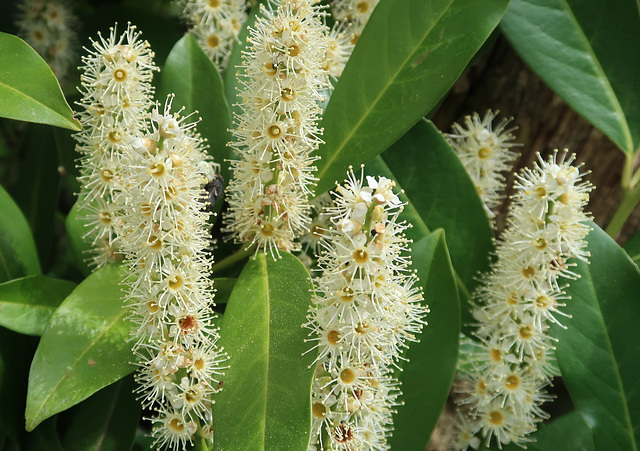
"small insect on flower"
203,174,225,211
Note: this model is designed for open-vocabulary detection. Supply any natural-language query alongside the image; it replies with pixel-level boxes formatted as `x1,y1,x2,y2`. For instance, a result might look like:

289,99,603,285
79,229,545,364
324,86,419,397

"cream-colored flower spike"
305,168,428,450
331,0,379,45
446,110,520,223
74,23,158,268
451,151,592,449
117,97,228,451
16,0,78,84
224,0,331,256
177,0,248,72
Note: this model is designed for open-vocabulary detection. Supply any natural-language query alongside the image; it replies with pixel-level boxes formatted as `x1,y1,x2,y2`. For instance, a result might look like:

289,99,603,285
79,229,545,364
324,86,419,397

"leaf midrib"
581,264,638,450
557,0,633,152
316,0,456,184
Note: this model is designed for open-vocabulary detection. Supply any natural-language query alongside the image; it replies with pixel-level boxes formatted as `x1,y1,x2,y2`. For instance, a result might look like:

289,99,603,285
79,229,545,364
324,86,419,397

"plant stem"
211,243,257,274
194,434,212,451
606,178,640,238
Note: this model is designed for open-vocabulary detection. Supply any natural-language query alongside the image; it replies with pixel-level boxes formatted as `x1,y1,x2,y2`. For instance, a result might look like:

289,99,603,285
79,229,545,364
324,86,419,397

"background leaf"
314,0,510,194
61,375,140,451
10,124,60,270
159,34,232,182
25,264,133,431
501,0,640,154
501,410,595,451
212,252,315,450
553,223,640,450
65,202,93,277
0,275,76,336
0,32,80,131
624,229,640,267
0,184,41,283
390,230,460,450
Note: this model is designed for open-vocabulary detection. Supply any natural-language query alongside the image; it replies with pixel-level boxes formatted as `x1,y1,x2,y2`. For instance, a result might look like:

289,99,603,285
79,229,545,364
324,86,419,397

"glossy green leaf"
501,410,595,451
212,252,315,450
10,124,60,270
553,223,640,450
314,0,510,194
501,0,640,154
61,376,140,451
390,230,460,450
0,32,80,131
624,229,640,267
0,275,76,336
25,264,133,431
0,185,41,283
65,201,93,277
160,34,232,182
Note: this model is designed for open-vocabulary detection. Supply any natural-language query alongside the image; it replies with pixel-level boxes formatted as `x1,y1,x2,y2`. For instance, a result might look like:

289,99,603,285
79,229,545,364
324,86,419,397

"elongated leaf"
61,376,140,451
10,124,60,270
314,0,510,194
501,0,640,154
0,185,41,283
214,277,236,305
212,252,315,450
0,32,80,131
501,410,595,451
553,223,640,450
0,275,76,336
160,34,232,182
25,264,133,431
390,230,460,449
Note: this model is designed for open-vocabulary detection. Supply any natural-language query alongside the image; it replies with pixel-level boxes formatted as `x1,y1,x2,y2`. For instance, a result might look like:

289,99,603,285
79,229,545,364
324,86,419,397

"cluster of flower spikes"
223,0,332,256
445,110,520,223
116,98,228,451
331,0,379,45
177,0,248,72
451,151,593,450
74,23,158,268
16,0,78,84
305,168,428,450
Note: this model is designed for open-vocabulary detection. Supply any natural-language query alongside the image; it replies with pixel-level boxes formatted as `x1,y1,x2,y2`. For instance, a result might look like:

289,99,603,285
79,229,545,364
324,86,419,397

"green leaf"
501,0,640,154
390,230,460,450
10,124,60,270
624,229,640,267
0,32,80,131
65,201,93,277
314,0,510,194
0,184,41,283
553,223,640,450
501,410,595,451
0,275,76,336
61,376,140,451
25,418,64,451
25,264,133,431
212,252,315,450
159,34,232,182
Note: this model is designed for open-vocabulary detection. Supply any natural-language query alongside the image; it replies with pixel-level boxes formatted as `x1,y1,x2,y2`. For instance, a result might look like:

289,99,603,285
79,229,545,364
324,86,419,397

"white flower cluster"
446,111,520,222
223,0,331,256
16,0,78,84
117,99,227,451
331,0,379,45
306,169,428,450
452,151,592,449
74,23,158,268
177,0,248,72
